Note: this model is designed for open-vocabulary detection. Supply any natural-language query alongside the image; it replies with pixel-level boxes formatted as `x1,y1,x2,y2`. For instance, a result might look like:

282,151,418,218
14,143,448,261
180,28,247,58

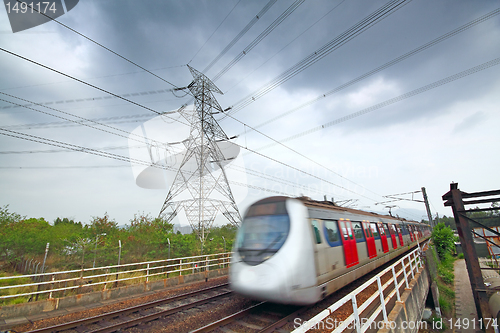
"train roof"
295,196,424,225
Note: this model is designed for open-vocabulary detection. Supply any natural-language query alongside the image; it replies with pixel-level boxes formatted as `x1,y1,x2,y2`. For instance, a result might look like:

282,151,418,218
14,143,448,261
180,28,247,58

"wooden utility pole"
421,187,434,227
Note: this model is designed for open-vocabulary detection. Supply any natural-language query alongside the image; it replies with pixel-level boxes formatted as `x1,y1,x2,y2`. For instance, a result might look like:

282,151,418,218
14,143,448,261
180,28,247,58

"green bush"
432,223,456,260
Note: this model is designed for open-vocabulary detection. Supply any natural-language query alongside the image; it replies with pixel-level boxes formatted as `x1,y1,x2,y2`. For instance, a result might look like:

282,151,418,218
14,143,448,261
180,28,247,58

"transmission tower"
158,65,241,252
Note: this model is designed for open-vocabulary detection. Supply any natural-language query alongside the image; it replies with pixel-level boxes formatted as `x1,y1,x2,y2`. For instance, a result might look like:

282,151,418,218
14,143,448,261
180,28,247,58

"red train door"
339,219,359,268
377,223,389,253
362,221,377,259
388,224,398,249
396,225,404,246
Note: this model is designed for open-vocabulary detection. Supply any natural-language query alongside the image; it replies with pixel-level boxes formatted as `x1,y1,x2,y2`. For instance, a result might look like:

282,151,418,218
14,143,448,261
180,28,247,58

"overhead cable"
247,7,500,131
0,88,182,112
202,0,277,74
211,0,305,82
228,139,379,202
223,111,384,200
2,114,155,130
256,57,500,149
224,0,348,95
190,0,243,65
0,47,188,125
0,92,187,151
14,0,182,90
0,128,297,197
224,0,413,117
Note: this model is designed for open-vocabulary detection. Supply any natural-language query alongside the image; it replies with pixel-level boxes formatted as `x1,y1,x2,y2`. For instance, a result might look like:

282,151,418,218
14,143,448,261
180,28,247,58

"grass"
432,247,456,317
0,273,33,306
420,246,456,332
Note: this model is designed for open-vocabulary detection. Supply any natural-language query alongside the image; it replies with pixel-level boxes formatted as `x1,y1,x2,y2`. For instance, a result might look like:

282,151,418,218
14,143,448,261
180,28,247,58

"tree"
0,214,51,263
0,205,24,260
123,213,174,261
87,213,119,237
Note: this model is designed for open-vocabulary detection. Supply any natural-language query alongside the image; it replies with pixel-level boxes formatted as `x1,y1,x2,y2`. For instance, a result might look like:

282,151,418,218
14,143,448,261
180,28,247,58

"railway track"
191,301,307,333
25,283,231,333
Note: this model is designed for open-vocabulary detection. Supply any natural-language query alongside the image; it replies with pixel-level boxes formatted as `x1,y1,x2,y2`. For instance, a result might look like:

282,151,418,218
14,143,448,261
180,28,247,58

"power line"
223,0,413,117
0,165,129,169
1,114,155,130
1,89,349,202
211,0,305,82
202,0,277,74
0,92,187,152
0,97,418,215
0,47,189,125
222,111,384,200
0,48,385,206
0,141,342,201
255,56,500,150
246,7,500,132
0,87,185,112
225,113,423,220
229,138,379,202
175,0,296,111
15,0,182,90
0,128,298,198
190,0,243,65
224,0,349,94
0,64,187,92
0,128,162,168
0,145,136,154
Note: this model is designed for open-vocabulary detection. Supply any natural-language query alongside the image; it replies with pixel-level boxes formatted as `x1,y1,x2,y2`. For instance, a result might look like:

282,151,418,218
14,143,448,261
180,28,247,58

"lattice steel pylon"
158,66,241,252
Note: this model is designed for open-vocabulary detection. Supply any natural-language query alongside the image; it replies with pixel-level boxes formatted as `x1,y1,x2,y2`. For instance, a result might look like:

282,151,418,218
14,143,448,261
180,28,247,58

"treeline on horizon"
0,205,236,273
436,202,500,230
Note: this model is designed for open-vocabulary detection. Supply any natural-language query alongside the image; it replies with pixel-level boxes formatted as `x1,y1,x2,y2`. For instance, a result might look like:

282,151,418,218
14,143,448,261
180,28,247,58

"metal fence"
0,252,232,301
292,246,424,333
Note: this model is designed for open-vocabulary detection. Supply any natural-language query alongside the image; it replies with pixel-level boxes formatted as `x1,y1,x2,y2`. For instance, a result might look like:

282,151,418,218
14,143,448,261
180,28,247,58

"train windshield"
236,201,290,265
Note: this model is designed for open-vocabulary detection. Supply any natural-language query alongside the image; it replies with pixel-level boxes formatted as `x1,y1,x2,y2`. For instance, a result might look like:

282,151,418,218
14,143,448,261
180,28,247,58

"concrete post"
423,247,441,317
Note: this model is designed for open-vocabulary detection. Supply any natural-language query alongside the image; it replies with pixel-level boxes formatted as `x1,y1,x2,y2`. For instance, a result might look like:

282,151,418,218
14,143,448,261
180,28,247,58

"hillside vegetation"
0,205,236,274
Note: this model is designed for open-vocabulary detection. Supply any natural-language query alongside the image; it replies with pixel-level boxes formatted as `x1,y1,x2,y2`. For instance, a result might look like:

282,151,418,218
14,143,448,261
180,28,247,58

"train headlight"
262,254,272,261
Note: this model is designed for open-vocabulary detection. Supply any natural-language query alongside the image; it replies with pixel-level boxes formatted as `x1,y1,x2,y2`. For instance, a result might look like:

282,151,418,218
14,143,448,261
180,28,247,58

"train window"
324,220,342,247
237,213,290,266
352,222,365,241
339,221,349,240
362,222,373,238
384,224,391,236
346,223,353,238
246,201,287,217
311,220,322,244
378,223,385,236
370,223,380,238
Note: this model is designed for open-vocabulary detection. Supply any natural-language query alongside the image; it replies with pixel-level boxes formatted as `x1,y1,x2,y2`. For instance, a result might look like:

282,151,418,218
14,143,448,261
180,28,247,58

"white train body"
229,196,431,305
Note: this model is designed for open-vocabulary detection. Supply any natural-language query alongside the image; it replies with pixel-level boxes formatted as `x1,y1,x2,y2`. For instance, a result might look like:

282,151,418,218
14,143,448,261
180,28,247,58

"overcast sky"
1,0,499,227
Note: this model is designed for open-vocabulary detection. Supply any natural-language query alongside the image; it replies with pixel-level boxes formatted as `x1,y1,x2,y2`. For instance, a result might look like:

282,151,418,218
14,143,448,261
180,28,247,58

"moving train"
229,196,431,305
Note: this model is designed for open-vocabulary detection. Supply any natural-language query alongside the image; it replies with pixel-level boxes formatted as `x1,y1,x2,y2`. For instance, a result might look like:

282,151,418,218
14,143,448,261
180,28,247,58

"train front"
229,197,319,305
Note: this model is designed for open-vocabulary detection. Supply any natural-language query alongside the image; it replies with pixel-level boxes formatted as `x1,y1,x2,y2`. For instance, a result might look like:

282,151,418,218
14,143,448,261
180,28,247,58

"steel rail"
25,283,230,333
189,302,267,332
257,306,309,333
